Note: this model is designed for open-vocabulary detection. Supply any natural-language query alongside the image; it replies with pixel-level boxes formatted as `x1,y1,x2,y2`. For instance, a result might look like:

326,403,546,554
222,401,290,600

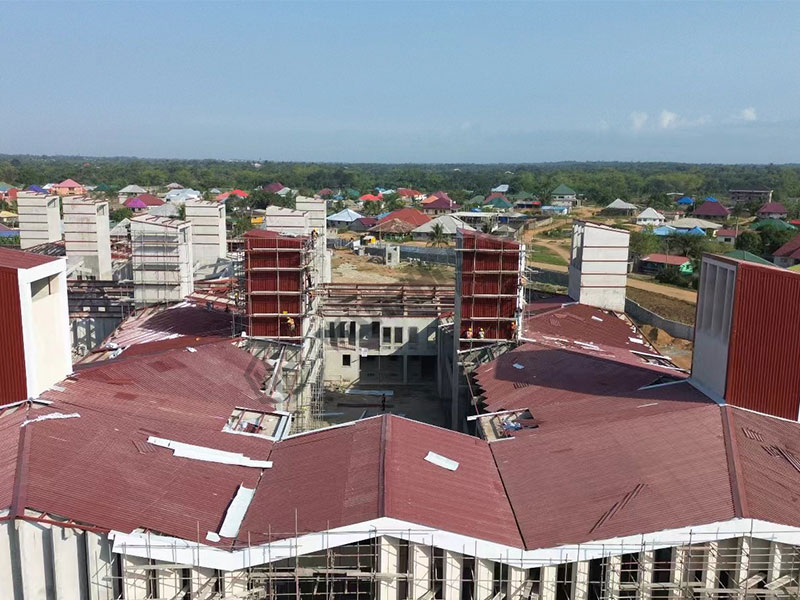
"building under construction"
7,218,800,600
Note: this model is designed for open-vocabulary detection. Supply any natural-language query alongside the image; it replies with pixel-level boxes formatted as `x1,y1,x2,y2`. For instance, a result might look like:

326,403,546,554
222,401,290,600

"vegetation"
528,244,569,267
110,207,133,222
427,224,448,247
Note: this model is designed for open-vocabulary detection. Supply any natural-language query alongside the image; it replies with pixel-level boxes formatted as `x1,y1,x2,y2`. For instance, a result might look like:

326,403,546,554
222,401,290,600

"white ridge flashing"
111,517,800,572
424,451,459,471
147,436,272,468
218,485,256,539
21,412,80,427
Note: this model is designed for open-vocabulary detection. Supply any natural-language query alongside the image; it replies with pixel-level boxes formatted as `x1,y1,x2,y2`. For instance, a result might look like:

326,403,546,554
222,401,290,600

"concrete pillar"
0,522,18,600
378,536,400,600
122,555,151,600
222,570,249,598
539,565,557,600
734,537,751,594
605,554,621,600
410,543,432,599
51,526,86,600
639,550,654,600
156,564,184,599
85,531,115,600
768,542,783,584
475,558,494,600
572,560,590,600
702,542,719,599
443,550,463,600
670,547,687,600
18,520,53,600
192,567,218,600
508,565,528,599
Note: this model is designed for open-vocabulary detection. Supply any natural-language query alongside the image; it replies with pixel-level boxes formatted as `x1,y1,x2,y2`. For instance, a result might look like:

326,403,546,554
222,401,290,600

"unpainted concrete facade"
184,198,227,265
568,220,630,313
130,216,194,306
16,192,61,250
62,196,112,280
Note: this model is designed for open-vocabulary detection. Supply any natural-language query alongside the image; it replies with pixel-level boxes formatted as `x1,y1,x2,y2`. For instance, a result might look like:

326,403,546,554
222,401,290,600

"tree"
759,224,795,255
735,230,762,255
111,207,133,222
629,230,660,258
427,223,448,247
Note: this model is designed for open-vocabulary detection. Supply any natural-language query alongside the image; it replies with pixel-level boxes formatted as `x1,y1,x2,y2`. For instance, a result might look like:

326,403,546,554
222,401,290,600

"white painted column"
0,522,17,600
222,569,249,598
734,537,751,594
192,567,219,600
122,555,151,600
86,531,115,600
475,558,494,600
639,551,655,600
605,554,622,600
508,565,529,600
768,542,783,584
540,565,558,600
670,546,687,600
156,564,184,599
17,520,51,600
410,543,432,599
378,536,400,600
703,542,719,599
443,550,463,600
572,561,590,600
52,526,85,600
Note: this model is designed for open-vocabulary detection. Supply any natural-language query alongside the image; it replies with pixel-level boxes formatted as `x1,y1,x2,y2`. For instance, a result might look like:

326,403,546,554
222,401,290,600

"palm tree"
427,223,448,247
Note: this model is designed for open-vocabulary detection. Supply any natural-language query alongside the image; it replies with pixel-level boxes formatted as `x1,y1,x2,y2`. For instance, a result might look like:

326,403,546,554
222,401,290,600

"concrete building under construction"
6,219,800,600
184,198,227,266
62,195,113,280
130,215,194,306
16,191,61,250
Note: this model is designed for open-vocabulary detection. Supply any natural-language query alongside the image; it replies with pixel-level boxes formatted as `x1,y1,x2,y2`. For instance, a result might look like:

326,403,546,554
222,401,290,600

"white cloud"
630,112,648,131
659,110,679,129
738,107,757,122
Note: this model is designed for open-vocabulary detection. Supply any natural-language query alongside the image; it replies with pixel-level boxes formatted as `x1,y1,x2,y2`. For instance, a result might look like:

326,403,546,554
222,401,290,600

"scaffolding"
130,217,193,308
99,532,800,600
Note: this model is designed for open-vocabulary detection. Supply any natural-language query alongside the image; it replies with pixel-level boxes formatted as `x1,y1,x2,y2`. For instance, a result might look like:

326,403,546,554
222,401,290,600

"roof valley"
378,415,390,518
720,407,749,518
488,443,529,549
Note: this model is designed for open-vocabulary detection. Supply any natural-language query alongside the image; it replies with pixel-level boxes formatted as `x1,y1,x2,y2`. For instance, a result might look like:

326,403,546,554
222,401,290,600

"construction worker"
465,327,473,339
281,311,296,333
478,328,486,339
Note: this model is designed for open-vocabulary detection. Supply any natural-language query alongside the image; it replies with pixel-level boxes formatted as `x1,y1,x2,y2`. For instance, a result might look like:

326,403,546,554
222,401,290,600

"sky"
2,1,799,164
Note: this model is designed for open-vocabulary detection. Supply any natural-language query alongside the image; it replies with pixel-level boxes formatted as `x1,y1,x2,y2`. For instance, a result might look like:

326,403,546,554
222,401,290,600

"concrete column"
192,567,218,600
475,558,494,600
18,520,53,600
702,542,719,599
122,555,151,600
378,536,400,600
605,554,621,600
0,522,17,600
222,570,249,598
410,543,432,599
639,550,654,600
768,542,783,584
734,537,751,595
572,561,590,600
156,564,184,599
85,531,115,600
52,526,86,600
443,550,463,600
670,547,687,600
508,565,529,600
540,565,557,600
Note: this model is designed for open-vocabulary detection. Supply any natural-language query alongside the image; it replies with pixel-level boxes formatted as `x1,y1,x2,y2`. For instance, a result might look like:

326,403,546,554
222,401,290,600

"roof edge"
720,406,749,518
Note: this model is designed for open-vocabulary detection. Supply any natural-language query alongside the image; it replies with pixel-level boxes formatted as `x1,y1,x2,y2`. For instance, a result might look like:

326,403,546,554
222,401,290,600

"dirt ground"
640,326,694,370
626,286,697,325
331,249,455,284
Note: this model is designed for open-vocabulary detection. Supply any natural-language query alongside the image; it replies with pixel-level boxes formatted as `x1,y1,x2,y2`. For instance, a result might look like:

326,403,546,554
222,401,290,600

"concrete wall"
184,199,226,265
625,298,695,341
131,218,194,306
17,193,61,250
568,221,630,313
63,196,112,280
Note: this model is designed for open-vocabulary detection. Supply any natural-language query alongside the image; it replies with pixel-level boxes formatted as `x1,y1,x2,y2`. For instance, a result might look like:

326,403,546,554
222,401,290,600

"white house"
636,207,666,227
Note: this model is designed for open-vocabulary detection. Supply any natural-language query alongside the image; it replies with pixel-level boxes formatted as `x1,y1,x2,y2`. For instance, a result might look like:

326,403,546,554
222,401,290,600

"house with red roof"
773,231,800,267
377,207,431,228
716,228,741,244
693,200,731,220
757,201,788,219
360,193,382,203
262,182,284,194
638,253,693,274
52,178,86,196
420,195,458,215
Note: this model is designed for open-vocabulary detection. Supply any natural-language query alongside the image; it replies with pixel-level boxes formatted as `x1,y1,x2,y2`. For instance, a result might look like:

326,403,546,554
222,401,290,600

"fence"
363,243,456,266
624,297,695,340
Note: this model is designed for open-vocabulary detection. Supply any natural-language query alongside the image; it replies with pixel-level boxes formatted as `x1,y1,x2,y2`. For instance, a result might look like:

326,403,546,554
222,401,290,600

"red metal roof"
641,253,690,266
716,229,740,237
132,193,164,206
378,208,431,227
757,202,787,215
773,231,800,259
397,188,421,197
0,247,61,270
57,178,82,188
694,201,731,217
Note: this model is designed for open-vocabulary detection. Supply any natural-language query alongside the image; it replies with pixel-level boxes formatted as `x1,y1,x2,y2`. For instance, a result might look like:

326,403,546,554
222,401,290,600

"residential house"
635,207,666,227
729,186,773,204
693,200,731,221
118,184,147,203
638,253,693,275
377,207,430,229
52,178,86,196
550,184,579,206
326,208,363,229
670,217,722,232
773,232,800,268
452,211,498,232
605,198,637,216
411,214,474,241
716,228,741,244
757,202,788,220
421,196,458,215
349,216,378,232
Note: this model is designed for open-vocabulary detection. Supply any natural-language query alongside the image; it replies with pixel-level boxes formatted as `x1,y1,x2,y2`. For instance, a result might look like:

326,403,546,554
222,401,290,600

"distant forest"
2,155,800,205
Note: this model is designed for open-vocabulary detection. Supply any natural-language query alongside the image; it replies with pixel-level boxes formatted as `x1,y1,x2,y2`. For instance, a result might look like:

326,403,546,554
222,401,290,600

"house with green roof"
723,249,774,266
551,184,579,207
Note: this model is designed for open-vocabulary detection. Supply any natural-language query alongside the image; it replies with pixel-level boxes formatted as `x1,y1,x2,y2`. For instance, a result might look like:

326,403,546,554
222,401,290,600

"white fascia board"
16,257,67,284
111,517,800,572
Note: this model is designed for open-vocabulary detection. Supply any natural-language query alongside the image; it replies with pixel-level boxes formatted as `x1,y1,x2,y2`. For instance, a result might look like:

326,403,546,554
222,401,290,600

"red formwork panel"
725,263,800,420
0,267,27,404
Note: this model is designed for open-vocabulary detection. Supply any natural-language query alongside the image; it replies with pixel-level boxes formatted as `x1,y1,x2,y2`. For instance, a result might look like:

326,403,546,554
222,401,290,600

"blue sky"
2,1,798,163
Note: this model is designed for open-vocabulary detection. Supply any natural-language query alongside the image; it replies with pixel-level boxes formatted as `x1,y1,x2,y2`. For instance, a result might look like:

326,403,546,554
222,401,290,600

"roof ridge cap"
720,406,748,518
378,415,389,518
